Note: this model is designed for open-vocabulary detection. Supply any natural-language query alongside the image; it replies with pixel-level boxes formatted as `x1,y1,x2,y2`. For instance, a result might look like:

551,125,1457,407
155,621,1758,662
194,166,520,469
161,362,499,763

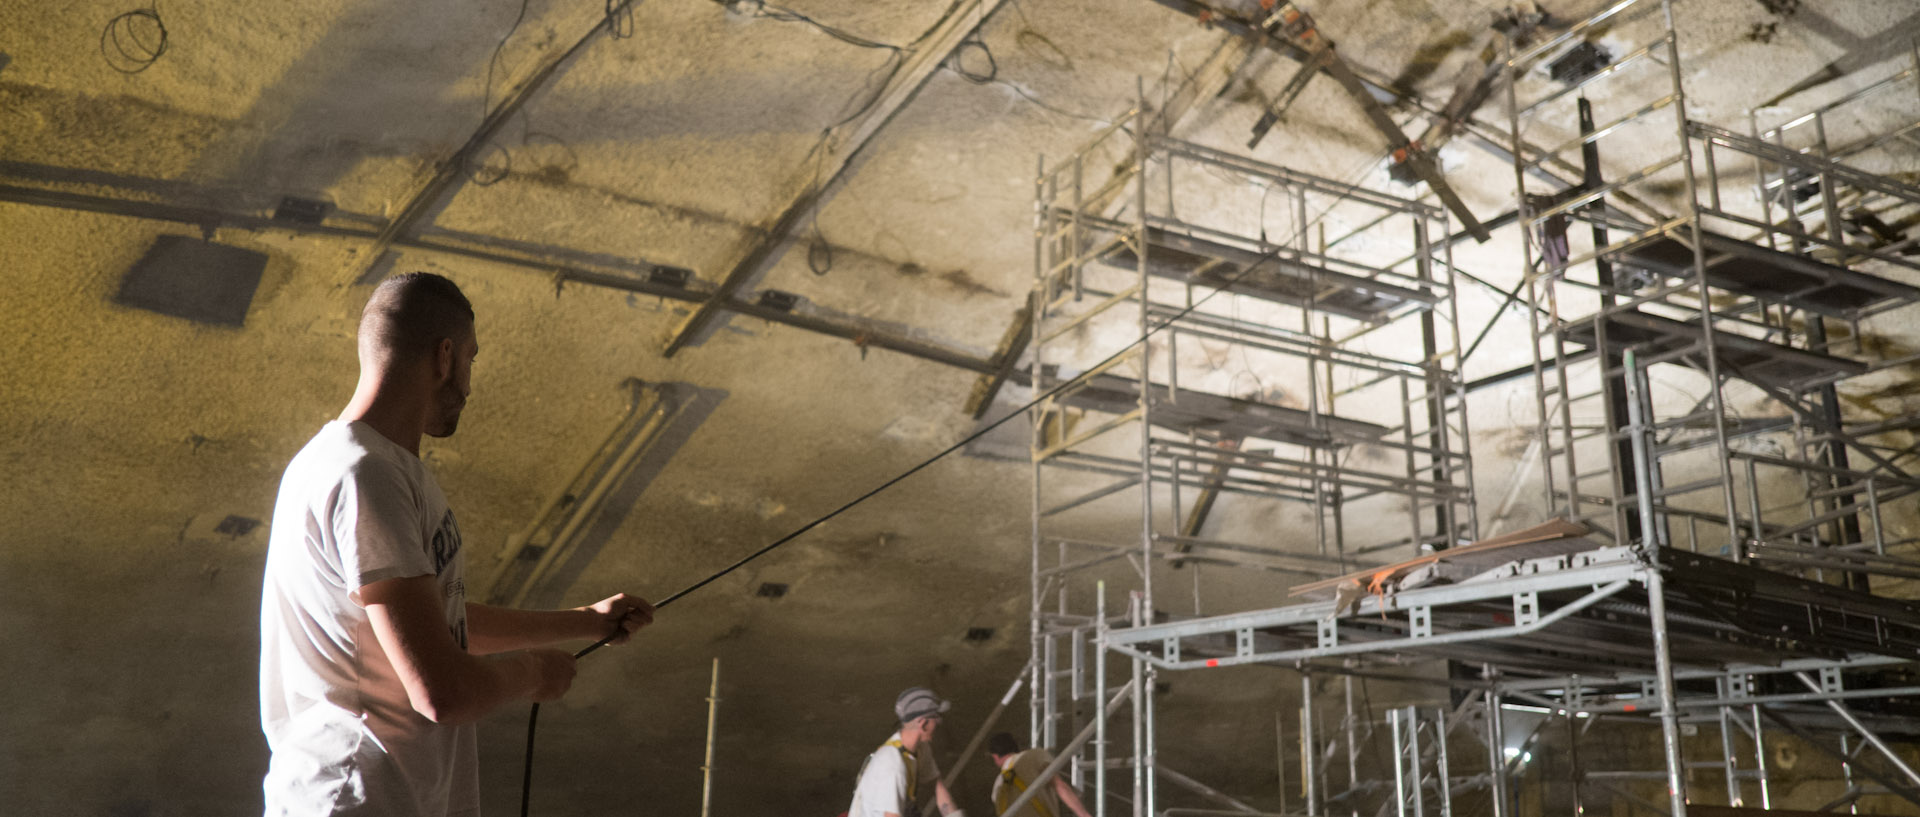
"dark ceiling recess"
1548,41,1612,86
964,627,995,642
215,515,261,537
113,235,268,327
272,196,333,225
755,582,789,599
648,265,693,288
755,290,800,312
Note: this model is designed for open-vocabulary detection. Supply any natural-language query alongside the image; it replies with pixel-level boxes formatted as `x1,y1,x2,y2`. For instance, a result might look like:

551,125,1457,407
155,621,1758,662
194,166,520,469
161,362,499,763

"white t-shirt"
261,421,476,817
849,731,936,817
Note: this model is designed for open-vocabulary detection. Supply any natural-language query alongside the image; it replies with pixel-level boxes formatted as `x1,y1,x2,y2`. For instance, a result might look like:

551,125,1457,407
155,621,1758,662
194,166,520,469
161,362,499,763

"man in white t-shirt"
848,687,962,817
260,272,655,817
985,732,1093,817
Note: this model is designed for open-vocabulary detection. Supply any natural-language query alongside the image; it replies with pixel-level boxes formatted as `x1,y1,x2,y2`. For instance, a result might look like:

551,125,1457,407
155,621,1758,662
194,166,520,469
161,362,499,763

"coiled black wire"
100,4,167,74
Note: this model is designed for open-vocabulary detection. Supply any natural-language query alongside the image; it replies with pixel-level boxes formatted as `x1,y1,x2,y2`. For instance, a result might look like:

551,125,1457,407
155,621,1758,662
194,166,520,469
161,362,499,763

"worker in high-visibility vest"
986,733,1094,817
850,687,963,817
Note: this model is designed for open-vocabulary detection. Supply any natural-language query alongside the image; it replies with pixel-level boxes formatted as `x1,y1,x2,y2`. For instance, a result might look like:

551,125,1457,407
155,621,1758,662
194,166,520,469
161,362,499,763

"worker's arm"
363,575,576,725
1053,776,1094,817
466,593,655,655
933,780,960,816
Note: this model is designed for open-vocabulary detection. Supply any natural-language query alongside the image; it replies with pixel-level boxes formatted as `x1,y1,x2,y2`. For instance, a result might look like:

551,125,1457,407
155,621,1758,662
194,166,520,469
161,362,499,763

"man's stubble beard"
427,382,465,438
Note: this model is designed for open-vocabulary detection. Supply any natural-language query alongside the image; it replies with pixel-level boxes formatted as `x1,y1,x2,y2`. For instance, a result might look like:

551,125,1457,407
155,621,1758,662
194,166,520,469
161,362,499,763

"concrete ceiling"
5,0,1920,815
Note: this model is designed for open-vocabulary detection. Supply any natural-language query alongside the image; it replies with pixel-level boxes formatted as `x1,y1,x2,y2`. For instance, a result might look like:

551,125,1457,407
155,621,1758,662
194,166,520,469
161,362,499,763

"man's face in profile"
428,324,476,439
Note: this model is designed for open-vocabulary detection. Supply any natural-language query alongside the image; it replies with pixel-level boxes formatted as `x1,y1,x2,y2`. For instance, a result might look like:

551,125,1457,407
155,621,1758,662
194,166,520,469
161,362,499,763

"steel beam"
661,0,1011,356
1144,0,1489,240
342,0,651,286
964,306,1033,418
0,183,999,374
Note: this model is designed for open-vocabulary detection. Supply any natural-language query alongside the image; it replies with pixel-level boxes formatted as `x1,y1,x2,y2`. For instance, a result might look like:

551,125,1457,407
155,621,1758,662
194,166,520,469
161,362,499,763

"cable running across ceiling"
517,146,1407,814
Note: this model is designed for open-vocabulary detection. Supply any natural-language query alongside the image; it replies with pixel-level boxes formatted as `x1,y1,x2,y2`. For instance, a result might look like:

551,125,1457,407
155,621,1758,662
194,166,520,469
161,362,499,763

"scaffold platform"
1106,544,1920,677
1563,310,1868,391
1070,218,1442,322
1055,372,1391,447
1610,228,1920,319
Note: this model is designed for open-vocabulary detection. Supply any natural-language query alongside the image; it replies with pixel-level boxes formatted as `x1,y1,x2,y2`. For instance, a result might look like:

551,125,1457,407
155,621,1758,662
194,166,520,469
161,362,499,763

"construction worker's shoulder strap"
997,752,1056,817
884,738,918,801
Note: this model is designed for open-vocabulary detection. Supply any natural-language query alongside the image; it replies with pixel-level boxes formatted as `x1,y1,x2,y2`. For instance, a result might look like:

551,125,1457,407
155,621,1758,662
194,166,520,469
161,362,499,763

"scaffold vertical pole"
1719,700,1742,805
1485,668,1510,817
1346,674,1360,817
1131,595,1145,817
1390,708,1408,817
1628,347,1689,816
1304,673,1319,817
701,657,719,817
1751,704,1772,809
1031,152,1047,753
1096,583,1109,817
1436,707,1452,817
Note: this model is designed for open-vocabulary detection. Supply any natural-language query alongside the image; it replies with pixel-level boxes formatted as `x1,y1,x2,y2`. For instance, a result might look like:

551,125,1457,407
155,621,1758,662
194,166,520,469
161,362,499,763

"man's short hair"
360,272,474,364
987,732,1020,758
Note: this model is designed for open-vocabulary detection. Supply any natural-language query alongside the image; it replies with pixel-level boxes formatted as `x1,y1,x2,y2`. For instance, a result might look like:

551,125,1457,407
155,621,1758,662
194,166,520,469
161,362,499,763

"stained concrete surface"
4,0,1920,815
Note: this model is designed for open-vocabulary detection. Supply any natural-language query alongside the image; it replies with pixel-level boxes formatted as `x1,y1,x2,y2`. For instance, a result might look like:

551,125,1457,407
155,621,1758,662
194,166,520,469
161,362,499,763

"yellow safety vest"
887,738,918,804
994,752,1057,817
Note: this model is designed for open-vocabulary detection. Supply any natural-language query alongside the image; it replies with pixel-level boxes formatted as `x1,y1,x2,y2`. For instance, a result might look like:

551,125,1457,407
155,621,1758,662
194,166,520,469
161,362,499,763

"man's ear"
435,337,455,379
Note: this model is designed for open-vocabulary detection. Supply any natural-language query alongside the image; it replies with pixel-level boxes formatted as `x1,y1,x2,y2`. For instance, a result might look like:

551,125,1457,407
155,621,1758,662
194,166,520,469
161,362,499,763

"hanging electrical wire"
949,36,998,84
605,0,636,39
481,0,533,122
518,124,1404,812
732,0,904,52
100,2,168,74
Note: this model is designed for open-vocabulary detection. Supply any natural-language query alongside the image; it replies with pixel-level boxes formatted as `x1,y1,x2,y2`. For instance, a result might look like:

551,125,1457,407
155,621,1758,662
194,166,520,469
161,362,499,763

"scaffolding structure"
1024,90,1478,816
1506,0,1920,562
1493,1,1920,807
1032,3,1920,817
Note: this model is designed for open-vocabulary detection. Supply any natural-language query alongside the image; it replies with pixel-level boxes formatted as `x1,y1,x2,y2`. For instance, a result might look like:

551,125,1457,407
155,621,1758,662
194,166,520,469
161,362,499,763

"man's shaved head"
359,272,475,368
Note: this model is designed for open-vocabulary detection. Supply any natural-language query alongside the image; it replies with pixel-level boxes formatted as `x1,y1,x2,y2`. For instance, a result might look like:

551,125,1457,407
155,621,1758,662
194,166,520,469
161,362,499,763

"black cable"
518,185,1362,814
100,3,167,74
806,230,834,276
793,41,907,279
473,0,535,184
481,0,533,122
949,37,997,84
467,142,514,186
605,0,636,39
751,1,902,52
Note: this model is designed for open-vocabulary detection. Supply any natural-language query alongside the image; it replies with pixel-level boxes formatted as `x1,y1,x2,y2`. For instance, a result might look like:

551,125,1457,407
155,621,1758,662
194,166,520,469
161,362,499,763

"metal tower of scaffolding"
1508,0,1920,562
1022,90,1478,817
1493,1,1920,808
1026,4,1920,817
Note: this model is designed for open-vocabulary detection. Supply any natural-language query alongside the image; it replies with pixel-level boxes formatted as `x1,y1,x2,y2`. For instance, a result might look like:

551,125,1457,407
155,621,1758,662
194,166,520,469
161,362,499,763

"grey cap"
895,687,951,724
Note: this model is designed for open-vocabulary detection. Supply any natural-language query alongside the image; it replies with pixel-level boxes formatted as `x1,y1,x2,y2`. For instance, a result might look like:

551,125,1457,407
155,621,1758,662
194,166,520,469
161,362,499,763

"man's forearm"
465,603,602,654
1055,777,1094,817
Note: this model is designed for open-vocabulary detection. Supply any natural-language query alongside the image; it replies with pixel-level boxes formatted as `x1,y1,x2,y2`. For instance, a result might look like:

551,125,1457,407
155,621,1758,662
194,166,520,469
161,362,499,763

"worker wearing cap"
849,687,962,817
986,732,1094,817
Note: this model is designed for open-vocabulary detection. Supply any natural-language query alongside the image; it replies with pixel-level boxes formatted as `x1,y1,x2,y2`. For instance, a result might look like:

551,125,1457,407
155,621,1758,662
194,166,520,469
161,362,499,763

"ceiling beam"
340,0,649,287
1147,0,1489,241
0,183,998,374
660,0,1012,357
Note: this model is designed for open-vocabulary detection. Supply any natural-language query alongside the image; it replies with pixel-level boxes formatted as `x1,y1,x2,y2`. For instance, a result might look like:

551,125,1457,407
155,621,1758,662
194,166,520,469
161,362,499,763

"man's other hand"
524,648,577,702
584,593,655,644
